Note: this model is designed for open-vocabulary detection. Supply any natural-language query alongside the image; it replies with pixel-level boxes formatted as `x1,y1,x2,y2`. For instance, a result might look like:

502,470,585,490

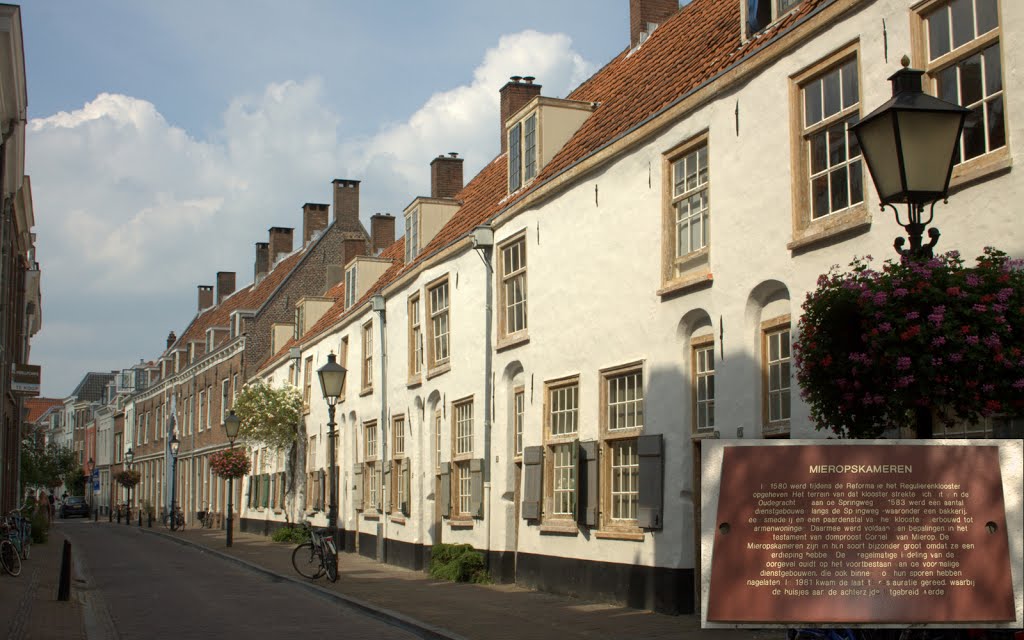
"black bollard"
116,509,121,524
148,511,153,528
58,541,72,601
138,510,142,527
108,508,112,523
95,508,98,523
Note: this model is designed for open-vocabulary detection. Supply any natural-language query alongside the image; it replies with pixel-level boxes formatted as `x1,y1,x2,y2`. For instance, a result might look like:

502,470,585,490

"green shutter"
522,446,543,520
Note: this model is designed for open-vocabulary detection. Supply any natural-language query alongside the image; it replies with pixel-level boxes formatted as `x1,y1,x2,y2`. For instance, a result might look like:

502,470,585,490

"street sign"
92,469,100,493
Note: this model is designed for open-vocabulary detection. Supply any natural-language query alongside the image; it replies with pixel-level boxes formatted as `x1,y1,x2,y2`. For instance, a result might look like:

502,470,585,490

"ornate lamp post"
169,435,180,531
851,57,970,261
317,353,346,559
123,450,133,526
223,411,241,547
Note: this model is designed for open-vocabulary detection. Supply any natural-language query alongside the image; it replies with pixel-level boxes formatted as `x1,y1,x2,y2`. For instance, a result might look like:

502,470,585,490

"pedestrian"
48,491,56,521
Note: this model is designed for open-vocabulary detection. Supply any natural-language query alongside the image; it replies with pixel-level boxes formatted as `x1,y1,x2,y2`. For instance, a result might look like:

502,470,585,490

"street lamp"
317,352,346,556
224,411,241,547
169,435,180,531
87,458,94,516
852,56,970,260
124,449,133,526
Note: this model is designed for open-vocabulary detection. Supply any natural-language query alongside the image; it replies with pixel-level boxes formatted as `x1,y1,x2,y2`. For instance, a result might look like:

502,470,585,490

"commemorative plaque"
706,444,1015,623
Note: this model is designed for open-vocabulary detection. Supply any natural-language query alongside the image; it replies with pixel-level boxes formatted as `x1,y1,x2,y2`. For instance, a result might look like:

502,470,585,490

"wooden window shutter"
637,433,664,529
351,464,363,511
577,440,599,527
279,472,286,507
261,474,270,509
318,469,326,511
401,459,411,517
439,462,451,518
247,475,255,508
521,446,543,520
270,473,277,509
470,458,484,519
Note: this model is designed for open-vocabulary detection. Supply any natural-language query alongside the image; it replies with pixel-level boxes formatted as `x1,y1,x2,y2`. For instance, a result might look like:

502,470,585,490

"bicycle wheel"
163,515,171,530
292,542,325,579
1,539,21,577
325,552,338,582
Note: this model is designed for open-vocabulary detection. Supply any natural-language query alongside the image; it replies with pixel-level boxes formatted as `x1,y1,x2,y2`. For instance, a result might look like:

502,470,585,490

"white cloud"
27,30,594,395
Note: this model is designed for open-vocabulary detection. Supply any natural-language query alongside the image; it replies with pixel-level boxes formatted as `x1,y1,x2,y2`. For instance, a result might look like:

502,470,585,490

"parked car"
60,496,90,518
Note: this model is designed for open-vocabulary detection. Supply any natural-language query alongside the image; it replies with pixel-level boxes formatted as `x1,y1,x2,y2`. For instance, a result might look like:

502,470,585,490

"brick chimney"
500,76,542,153
197,285,214,312
166,331,177,350
431,153,464,199
370,214,396,254
302,203,329,246
269,227,294,265
216,271,236,305
343,237,368,266
630,0,677,48
255,242,270,283
332,179,361,233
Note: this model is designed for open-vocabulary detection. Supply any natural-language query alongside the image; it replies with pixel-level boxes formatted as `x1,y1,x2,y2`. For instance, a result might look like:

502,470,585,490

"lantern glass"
170,435,180,456
317,353,347,404
224,410,241,441
125,448,134,465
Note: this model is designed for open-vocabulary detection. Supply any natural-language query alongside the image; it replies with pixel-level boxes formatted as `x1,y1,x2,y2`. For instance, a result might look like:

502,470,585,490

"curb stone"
136,526,465,640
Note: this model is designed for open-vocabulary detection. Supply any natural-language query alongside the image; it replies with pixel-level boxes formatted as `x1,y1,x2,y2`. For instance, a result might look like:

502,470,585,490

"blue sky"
22,0,640,396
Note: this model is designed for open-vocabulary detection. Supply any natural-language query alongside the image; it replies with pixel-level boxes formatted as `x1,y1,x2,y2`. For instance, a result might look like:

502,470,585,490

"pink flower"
896,357,912,370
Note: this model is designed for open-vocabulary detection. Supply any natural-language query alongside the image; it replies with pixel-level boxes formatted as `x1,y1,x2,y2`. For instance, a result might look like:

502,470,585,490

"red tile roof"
24,397,63,424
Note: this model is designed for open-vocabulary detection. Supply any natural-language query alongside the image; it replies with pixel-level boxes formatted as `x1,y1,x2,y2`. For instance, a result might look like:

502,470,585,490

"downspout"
471,226,494,574
372,294,387,563
0,126,9,509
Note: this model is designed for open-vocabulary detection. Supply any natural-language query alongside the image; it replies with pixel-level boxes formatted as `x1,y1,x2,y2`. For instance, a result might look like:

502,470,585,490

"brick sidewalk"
131,522,781,640
0,523,87,640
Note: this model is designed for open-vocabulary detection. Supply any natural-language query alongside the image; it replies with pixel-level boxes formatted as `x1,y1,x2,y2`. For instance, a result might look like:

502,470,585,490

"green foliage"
231,381,303,451
271,525,310,544
795,248,1024,438
429,543,490,584
30,508,49,544
67,466,86,496
20,430,78,490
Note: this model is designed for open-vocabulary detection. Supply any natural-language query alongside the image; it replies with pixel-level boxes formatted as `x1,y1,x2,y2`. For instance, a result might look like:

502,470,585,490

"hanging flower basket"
116,469,141,488
210,448,251,479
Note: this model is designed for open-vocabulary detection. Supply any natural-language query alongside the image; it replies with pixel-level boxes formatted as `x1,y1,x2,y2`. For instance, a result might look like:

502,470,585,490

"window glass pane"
673,159,686,197
927,7,951,60
811,176,829,219
823,69,841,119
987,95,1005,151
984,43,1002,95
976,0,998,35
697,146,708,183
849,160,863,206
804,80,822,126
810,130,827,174
781,331,791,358
950,0,973,50
748,0,771,34
778,0,800,12
959,53,983,105
962,104,986,160
830,168,849,212
841,59,858,109
828,125,846,167
936,65,958,104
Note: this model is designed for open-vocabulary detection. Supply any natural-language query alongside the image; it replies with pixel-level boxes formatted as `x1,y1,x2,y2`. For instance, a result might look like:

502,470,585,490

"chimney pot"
523,76,535,84
510,75,522,83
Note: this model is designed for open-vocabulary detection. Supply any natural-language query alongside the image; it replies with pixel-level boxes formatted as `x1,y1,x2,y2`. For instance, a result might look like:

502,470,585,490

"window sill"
389,515,406,525
762,422,791,438
447,517,474,529
691,428,720,440
497,333,529,352
658,270,713,298
595,530,645,542
406,376,422,389
426,363,451,380
539,522,579,536
359,387,373,397
362,512,381,521
788,204,870,252
948,147,1011,193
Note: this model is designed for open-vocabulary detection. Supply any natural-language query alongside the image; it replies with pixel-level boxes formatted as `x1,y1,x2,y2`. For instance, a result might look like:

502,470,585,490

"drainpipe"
471,226,494,573
372,294,387,563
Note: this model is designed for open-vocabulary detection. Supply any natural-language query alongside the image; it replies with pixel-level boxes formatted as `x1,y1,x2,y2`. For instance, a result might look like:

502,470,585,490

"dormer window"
508,112,538,192
746,0,802,36
345,264,357,308
405,207,419,263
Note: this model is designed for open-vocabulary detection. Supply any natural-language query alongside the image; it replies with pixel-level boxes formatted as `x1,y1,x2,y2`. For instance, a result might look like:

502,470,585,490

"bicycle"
0,520,22,577
291,521,337,582
6,508,31,560
163,506,185,530
196,505,215,529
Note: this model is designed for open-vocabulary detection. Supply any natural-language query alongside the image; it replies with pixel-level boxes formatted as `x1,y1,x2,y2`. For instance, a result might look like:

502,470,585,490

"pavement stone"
0,522,87,640
120,520,783,640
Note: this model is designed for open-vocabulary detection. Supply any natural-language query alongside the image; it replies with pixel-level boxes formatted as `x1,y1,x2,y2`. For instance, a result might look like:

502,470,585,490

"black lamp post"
124,449,133,526
169,435,180,531
224,411,241,547
87,457,94,517
317,352,346,558
851,56,970,261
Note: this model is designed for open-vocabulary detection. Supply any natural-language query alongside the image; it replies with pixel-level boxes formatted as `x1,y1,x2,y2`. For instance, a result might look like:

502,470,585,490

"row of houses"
45,0,1022,614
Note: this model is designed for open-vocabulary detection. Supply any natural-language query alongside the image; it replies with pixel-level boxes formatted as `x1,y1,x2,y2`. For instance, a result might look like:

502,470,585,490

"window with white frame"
747,0,803,37
198,391,206,432
339,338,349,400
600,365,644,529
391,415,405,514
693,340,715,431
427,278,450,370
221,379,230,422
408,294,422,378
499,235,527,338
920,0,1005,166
456,462,472,517
206,386,212,430
405,208,420,264
454,399,473,457
545,378,578,520
434,409,442,473
362,321,373,391
670,143,709,269
451,399,473,517
303,355,313,409
508,112,538,193
514,387,524,459
345,265,357,309
801,55,862,221
764,325,792,428
364,421,378,512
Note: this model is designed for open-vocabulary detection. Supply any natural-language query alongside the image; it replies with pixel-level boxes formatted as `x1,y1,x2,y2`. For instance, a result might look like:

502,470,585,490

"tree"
20,426,79,491
795,248,1024,439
